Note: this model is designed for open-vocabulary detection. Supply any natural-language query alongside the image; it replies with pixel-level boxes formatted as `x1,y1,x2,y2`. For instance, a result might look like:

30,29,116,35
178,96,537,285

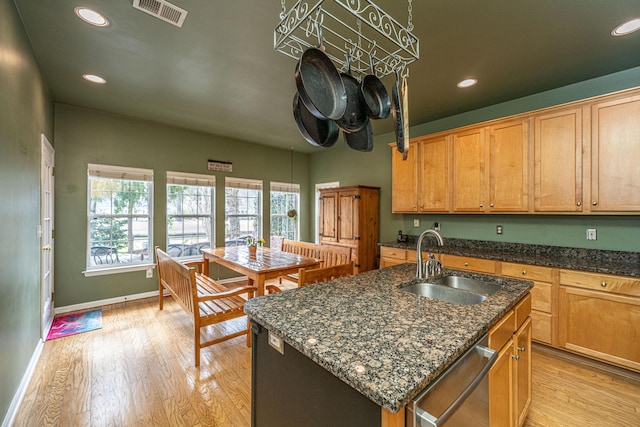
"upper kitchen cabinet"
319,186,380,273
589,94,640,212
533,107,585,212
391,136,450,213
452,120,529,213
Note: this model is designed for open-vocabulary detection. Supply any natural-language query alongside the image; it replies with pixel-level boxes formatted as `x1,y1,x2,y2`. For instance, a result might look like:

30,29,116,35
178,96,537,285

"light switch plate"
496,225,503,235
146,268,153,278
587,228,597,240
413,218,420,227
268,331,284,354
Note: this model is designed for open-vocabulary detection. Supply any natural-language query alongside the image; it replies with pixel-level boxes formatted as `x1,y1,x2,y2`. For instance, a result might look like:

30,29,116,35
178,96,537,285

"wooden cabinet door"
590,94,640,211
319,191,337,243
513,318,532,427
391,143,418,212
488,120,529,212
419,136,450,212
337,189,357,245
558,286,640,371
534,107,584,212
452,127,486,212
489,340,514,427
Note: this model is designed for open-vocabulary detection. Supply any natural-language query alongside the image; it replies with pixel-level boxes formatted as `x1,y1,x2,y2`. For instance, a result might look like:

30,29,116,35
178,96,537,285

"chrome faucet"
416,229,444,280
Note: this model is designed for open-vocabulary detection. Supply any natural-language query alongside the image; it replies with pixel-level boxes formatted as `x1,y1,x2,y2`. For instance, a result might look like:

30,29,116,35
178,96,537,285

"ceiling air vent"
133,0,187,28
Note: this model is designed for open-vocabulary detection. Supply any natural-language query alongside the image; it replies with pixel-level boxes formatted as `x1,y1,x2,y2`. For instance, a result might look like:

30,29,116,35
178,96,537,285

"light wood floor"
14,293,640,426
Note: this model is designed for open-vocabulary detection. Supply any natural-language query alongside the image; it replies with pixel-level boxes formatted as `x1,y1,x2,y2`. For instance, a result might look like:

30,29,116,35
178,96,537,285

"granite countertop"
244,264,532,413
380,238,640,278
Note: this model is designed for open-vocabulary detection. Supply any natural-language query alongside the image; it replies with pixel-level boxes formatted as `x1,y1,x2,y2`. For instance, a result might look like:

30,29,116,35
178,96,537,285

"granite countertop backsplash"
244,264,532,413
381,237,640,278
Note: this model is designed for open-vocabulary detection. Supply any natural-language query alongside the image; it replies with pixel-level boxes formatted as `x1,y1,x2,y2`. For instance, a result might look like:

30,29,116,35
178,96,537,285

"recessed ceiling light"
83,74,107,84
611,18,640,36
457,78,477,88
74,7,109,27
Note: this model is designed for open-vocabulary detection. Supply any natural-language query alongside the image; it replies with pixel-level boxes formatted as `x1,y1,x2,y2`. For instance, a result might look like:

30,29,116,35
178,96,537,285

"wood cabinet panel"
559,270,640,297
319,192,337,242
379,247,406,261
514,318,532,427
514,294,531,330
419,137,450,212
441,254,497,274
558,286,640,371
529,282,552,313
501,262,553,283
590,94,640,211
533,107,584,212
452,127,486,212
530,311,552,344
489,340,514,427
391,144,418,212
489,310,515,351
488,120,529,212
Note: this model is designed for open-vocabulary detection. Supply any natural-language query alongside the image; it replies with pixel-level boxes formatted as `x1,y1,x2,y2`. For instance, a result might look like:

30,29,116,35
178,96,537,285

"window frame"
84,164,154,277
224,177,263,247
166,172,215,260
270,181,300,247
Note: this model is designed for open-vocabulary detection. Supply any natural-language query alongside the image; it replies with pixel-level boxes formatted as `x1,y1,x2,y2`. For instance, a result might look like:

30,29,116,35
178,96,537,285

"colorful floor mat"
46,309,102,340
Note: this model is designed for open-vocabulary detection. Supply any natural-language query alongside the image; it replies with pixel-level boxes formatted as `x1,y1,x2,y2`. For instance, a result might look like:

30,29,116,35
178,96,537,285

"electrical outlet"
433,222,440,231
146,268,153,278
413,218,420,227
496,225,503,235
586,228,597,240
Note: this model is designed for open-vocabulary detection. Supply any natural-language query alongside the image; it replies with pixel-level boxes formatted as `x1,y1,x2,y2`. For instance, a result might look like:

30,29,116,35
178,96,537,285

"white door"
41,135,55,338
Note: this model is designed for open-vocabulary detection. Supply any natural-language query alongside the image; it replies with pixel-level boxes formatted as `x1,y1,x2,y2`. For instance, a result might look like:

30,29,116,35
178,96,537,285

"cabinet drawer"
406,250,436,264
530,282,552,313
379,247,406,261
442,254,497,274
514,293,532,329
489,310,515,351
501,262,553,283
531,310,552,344
560,270,640,297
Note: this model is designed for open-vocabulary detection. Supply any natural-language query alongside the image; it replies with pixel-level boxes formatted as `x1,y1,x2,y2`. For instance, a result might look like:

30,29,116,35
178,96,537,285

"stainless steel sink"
431,275,502,295
399,282,487,305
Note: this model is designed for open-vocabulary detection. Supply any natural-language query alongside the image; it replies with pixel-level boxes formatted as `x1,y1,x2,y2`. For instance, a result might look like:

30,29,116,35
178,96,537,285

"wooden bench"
155,247,257,367
267,262,355,294
279,239,352,285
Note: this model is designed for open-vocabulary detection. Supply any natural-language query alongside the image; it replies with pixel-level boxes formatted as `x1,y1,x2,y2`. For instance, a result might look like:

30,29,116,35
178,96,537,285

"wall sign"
207,160,233,172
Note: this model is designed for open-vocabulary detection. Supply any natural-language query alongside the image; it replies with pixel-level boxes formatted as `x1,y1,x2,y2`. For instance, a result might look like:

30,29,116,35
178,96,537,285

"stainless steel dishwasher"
406,335,498,427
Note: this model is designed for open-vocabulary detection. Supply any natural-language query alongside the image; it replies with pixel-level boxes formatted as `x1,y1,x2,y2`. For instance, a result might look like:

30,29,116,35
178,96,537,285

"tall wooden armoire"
318,185,380,273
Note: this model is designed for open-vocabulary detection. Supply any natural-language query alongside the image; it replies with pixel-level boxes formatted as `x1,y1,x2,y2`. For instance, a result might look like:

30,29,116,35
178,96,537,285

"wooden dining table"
201,246,321,296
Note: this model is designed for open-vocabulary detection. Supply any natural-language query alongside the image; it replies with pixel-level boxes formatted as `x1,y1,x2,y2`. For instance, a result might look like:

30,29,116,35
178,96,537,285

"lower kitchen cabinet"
558,270,640,371
441,254,497,274
489,295,532,427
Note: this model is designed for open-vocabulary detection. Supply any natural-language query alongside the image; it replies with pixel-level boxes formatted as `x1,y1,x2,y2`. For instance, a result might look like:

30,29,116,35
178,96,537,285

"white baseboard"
2,338,44,427
54,290,159,314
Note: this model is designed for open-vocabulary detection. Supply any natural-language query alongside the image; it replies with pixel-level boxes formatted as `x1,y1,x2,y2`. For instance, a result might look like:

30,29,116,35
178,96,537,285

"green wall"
0,0,53,422
54,104,311,307
310,67,640,252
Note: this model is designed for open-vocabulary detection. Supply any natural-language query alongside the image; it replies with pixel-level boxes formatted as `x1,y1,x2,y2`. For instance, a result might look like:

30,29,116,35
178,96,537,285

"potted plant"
247,237,265,256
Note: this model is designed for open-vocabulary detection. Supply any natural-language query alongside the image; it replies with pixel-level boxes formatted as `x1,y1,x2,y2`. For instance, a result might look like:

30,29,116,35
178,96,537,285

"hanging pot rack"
275,0,418,79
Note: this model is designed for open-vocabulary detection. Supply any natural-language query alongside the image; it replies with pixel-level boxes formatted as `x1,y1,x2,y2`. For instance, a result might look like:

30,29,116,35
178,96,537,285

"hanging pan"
344,119,373,152
360,55,391,119
293,92,339,148
391,70,406,157
294,25,347,121
336,53,369,133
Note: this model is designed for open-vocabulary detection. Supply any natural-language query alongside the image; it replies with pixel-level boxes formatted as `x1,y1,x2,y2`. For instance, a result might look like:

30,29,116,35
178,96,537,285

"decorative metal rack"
274,0,419,79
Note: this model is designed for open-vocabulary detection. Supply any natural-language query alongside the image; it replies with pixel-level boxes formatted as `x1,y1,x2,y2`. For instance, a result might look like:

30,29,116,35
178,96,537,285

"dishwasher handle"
415,345,498,427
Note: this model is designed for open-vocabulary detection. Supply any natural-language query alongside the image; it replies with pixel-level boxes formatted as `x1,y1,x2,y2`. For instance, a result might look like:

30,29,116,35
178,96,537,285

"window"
225,177,262,246
270,182,299,248
166,172,215,258
86,164,153,272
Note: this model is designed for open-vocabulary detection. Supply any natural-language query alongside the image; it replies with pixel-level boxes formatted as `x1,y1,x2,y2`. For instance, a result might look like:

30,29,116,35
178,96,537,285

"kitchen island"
244,263,532,426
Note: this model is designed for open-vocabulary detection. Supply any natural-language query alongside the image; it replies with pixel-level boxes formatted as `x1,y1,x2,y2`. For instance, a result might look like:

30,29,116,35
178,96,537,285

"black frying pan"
391,72,405,154
360,57,391,119
293,92,339,148
336,68,369,133
295,44,347,121
344,119,373,152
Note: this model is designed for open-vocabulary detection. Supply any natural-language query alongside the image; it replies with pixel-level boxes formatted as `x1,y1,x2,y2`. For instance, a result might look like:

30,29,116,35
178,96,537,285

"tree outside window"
270,182,299,248
225,178,262,246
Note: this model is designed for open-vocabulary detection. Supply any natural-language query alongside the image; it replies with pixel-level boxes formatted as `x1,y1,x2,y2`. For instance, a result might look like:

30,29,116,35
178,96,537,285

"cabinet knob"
592,201,598,206
490,203,494,207
512,355,520,361
576,201,581,206
518,346,526,352
479,204,483,208
601,281,607,287
464,262,469,267
522,270,526,275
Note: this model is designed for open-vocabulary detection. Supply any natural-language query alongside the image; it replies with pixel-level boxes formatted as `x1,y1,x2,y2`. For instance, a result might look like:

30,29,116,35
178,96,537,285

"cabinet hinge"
355,263,361,268
52,229,55,239
354,194,361,199
354,236,361,241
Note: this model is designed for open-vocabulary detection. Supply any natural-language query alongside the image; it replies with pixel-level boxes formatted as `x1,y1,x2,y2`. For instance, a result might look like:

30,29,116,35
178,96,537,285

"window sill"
83,263,156,277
